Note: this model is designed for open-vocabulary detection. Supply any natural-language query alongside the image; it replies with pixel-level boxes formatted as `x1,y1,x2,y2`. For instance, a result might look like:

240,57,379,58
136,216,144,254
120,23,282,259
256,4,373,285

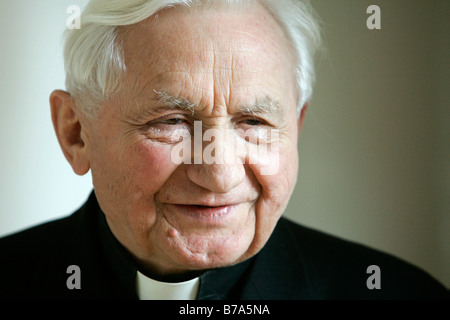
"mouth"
173,204,234,217
165,203,238,225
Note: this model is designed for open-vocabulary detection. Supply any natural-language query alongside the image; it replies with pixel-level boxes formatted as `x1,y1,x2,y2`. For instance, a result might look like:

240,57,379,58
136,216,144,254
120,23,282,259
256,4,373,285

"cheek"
258,146,298,198
129,141,179,195
248,130,299,226
248,133,298,191
91,137,178,204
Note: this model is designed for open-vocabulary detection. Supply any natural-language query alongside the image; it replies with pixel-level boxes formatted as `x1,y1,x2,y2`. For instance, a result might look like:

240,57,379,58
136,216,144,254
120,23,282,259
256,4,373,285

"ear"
297,102,308,135
50,90,90,175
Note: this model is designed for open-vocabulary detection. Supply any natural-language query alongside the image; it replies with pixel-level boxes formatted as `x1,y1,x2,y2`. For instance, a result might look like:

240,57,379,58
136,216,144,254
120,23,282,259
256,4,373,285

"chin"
164,231,256,273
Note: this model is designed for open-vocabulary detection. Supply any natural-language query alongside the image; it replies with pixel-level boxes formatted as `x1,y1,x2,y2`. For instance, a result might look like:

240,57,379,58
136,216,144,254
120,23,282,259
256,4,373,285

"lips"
171,204,234,218
163,203,239,226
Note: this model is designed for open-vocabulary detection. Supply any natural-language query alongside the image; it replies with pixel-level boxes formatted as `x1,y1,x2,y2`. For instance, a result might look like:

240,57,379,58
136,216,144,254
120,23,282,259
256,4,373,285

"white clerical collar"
136,271,200,300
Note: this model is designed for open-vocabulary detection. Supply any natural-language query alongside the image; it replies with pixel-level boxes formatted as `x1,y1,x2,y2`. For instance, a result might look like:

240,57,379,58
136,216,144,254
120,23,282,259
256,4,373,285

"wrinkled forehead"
115,2,297,114
121,2,294,67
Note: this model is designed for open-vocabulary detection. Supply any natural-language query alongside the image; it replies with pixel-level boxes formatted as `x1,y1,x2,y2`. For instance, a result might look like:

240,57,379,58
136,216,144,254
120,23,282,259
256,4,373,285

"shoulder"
0,194,101,299
0,197,93,257
0,213,80,253
264,217,449,299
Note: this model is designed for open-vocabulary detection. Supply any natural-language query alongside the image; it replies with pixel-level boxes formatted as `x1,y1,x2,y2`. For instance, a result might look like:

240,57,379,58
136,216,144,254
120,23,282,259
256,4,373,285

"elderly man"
0,0,448,300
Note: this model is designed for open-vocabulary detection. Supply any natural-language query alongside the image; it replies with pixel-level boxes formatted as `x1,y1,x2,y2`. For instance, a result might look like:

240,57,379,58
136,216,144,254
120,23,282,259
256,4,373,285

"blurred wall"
285,0,449,287
0,1,448,287
0,0,92,235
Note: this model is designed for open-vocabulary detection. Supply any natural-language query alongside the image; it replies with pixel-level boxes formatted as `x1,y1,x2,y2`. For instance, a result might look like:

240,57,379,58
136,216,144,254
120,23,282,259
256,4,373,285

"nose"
186,126,246,193
186,163,246,194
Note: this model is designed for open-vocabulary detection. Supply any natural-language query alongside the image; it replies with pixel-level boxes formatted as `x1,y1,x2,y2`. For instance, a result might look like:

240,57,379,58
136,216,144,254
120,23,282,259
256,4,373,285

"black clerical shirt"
0,192,448,299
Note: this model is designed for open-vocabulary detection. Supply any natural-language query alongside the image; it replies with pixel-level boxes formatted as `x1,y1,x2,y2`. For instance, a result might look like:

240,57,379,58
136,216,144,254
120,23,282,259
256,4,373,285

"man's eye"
243,119,263,126
163,118,184,125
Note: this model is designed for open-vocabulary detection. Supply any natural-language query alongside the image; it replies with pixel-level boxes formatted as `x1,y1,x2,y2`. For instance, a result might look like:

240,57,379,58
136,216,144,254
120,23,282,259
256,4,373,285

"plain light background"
0,0,448,288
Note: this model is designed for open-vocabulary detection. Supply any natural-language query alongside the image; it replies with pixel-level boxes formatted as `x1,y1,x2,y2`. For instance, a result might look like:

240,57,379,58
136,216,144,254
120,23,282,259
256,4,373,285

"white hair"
64,0,321,117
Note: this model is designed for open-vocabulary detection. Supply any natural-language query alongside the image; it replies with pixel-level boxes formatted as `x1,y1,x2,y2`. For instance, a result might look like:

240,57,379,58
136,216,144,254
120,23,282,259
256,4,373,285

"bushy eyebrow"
152,90,283,118
124,90,199,122
153,90,198,115
239,96,283,118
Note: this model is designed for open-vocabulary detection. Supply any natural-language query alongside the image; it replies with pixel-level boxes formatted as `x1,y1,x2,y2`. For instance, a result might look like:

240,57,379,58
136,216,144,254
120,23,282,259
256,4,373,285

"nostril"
186,163,246,194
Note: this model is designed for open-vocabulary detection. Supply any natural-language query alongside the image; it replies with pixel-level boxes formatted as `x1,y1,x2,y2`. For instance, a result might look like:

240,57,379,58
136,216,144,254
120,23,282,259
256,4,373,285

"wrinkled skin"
51,3,307,276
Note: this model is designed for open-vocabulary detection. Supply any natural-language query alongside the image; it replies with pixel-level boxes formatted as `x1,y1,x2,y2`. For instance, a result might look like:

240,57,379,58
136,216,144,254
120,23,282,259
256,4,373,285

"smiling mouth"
190,205,220,208
168,203,236,222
